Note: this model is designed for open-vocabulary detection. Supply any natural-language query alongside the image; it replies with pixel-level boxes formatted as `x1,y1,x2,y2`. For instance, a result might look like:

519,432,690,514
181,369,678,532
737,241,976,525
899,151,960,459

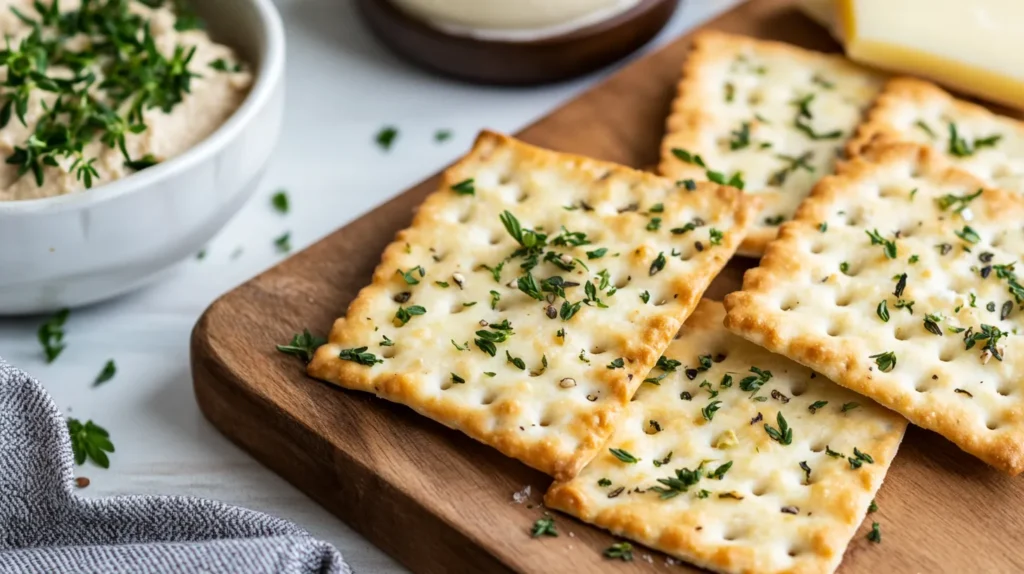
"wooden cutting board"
190,1,1024,572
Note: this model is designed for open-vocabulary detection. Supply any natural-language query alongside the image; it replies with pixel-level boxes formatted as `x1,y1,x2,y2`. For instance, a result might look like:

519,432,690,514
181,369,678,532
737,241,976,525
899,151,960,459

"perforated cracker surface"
659,32,884,256
725,142,1024,474
849,77,1024,194
309,131,757,479
546,300,905,574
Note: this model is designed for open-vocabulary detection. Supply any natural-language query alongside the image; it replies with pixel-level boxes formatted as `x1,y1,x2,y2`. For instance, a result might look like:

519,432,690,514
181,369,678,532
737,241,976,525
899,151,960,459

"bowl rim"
0,0,286,216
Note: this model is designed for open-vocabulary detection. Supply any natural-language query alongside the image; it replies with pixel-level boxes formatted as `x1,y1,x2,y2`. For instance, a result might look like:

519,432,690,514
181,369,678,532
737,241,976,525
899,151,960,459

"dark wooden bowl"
355,0,682,86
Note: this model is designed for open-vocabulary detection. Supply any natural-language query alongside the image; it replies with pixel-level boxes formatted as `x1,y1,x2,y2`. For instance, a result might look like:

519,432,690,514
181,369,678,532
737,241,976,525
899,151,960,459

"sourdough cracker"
849,77,1024,194
309,131,757,479
659,31,884,256
725,142,1024,474
546,300,905,574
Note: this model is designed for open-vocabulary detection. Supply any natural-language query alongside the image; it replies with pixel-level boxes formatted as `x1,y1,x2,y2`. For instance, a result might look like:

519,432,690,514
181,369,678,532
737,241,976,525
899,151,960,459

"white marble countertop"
0,1,738,571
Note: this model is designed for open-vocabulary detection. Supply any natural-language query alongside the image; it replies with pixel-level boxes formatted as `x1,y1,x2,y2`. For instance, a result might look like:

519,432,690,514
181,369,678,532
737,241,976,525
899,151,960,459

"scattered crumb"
569,532,575,538
74,476,90,488
666,558,679,566
642,553,653,564
512,485,531,504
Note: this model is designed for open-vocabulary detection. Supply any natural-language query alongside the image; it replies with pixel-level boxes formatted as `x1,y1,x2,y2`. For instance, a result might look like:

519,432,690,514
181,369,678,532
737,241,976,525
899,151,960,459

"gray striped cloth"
0,358,349,573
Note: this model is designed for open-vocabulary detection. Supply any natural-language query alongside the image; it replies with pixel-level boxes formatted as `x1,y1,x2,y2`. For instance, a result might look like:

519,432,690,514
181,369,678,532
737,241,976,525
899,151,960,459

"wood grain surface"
191,1,1024,572
355,0,680,86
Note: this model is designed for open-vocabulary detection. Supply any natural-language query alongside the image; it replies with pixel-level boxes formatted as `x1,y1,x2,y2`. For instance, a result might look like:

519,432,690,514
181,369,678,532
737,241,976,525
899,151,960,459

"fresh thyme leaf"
450,178,475,195
450,373,465,384
936,189,982,213
709,228,723,246
506,351,526,370
955,225,981,244
640,290,650,304
397,266,425,285
670,148,705,167
841,402,859,413
646,217,662,231
649,252,666,275
877,300,890,322
209,58,241,72
67,418,115,468
870,351,896,372
271,190,289,214
764,411,793,445
702,400,723,421
607,358,624,369
808,400,828,414
376,126,398,150
819,222,828,232
274,232,292,253
914,120,936,139
604,542,633,561
738,366,772,392
598,478,612,487
609,448,639,464
338,346,383,366
948,122,1001,157
434,129,452,142
866,229,897,258
489,290,500,310
764,215,784,226
93,359,116,386
393,305,426,326
38,308,69,363
560,300,582,321
867,522,881,543
531,516,557,538
729,121,751,150
586,247,607,259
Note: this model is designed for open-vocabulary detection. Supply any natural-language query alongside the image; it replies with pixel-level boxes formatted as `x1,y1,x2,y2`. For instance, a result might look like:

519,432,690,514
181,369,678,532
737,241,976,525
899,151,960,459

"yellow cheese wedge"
839,0,1024,109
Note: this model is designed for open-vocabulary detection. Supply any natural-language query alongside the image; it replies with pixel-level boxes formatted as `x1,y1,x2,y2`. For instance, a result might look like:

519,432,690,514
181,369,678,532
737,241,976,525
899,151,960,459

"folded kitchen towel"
0,358,350,574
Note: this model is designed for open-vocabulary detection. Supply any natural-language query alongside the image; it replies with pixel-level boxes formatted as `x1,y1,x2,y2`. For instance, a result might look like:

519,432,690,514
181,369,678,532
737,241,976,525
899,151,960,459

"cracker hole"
381,347,396,359
481,392,497,405
809,442,825,453
835,292,853,307
747,90,764,106
614,276,631,289
826,323,841,337
809,242,824,254
450,303,468,314
789,381,808,396
894,328,910,341
751,482,769,496
539,417,553,428
914,378,932,393
939,346,957,362
991,235,1004,249
515,190,529,203
780,297,799,311
986,419,1000,431
489,233,503,245
590,345,607,355
440,380,453,391
499,173,512,185
722,527,744,542
997,383,1013,397
457,209,473,224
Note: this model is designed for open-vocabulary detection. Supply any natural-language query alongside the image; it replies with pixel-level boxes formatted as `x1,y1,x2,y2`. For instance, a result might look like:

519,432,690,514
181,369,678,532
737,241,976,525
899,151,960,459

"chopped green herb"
840,261,850,275
841,402,859,413
67,418,115,468
376,126,398,151
397,266,425,285
93,360,116,386
739,366,773,392
936,189,982,213
764,411,793,445
914,120,936,139
607,358,625,369
271,190,289,214
866,229,897,258
451,178,475,195
709,228,724,245
867,522,881,543
209,58,242,72
819,222,828,232
276,329,326,363
434,129,452,142
869,499,878,513
38,308,70,363
870,351,896,372
338,347,384,366
729,121,751,150
531,515,557,538
876,300,890,322
671,148,706,167
764,215,785,226
640,290,651,304
808,400,828,414
702,400,723,421
609,448,639,464
646,217,662,232
586,248,608,259
604,542,633,561
955,225,981,244
450,373,465,384
274,232,292,253
649,252,667,275
598,478,612,487
394,305,426,326
451,340,469,351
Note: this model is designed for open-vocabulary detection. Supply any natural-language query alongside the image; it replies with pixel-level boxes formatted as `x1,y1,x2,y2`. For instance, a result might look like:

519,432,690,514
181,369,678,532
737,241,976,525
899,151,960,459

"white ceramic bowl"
0,0,286,315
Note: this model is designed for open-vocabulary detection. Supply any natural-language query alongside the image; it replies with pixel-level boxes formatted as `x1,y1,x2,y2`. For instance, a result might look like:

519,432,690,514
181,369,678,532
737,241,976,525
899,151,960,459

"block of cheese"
838,0,1024,109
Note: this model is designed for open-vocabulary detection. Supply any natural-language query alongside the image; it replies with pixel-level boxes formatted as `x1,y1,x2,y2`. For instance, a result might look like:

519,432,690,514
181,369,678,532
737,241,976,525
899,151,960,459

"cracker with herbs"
725,142,1024,474
659,31,884,256
308,131,757,480
849,77,1024,194
545,300,905,574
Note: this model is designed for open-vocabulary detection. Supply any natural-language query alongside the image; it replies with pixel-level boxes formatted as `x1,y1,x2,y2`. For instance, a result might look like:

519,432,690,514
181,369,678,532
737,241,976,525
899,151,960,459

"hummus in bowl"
0,0,285,314
0,0,253,201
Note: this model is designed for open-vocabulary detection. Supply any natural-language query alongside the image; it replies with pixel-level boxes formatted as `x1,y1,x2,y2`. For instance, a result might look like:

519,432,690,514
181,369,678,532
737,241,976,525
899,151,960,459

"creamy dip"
0,0,252,201
390,0,641,41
